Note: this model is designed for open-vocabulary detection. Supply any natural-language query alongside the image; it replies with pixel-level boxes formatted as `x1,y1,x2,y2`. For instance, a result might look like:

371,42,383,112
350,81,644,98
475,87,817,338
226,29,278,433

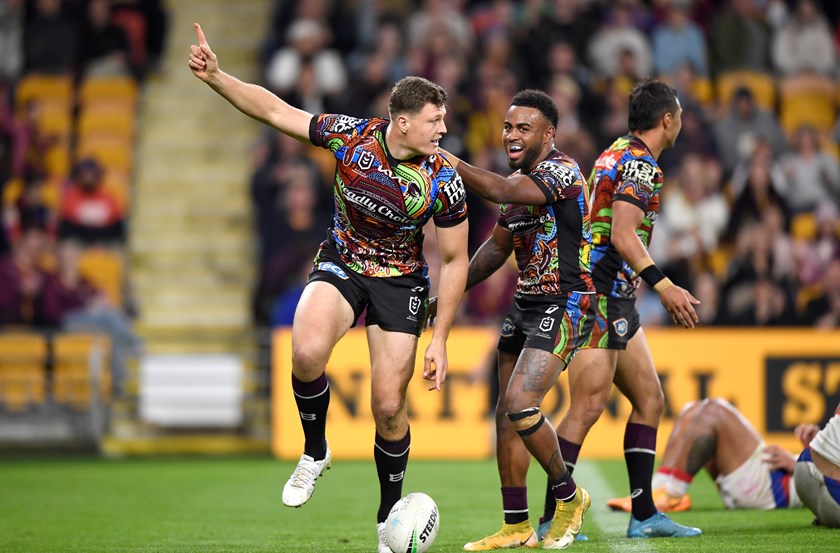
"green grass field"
0,456,835,552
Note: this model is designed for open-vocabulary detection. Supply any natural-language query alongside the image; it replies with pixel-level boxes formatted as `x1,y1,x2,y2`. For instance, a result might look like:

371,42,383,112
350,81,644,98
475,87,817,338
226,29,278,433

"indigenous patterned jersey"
497,149,593,296
310,114,467,277
589,135,663,298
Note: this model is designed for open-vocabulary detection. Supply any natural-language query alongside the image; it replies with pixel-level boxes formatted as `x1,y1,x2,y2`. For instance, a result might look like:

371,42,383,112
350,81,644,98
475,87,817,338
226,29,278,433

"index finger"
194,22,208,46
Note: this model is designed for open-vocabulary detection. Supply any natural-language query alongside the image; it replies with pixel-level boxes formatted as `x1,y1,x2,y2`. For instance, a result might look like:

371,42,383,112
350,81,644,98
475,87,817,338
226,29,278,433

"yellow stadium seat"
78,248,124,307
77,110,135,140
43,139,71,177
779,75,837,135
692,76,714,106
716,71,776,111
36,103,73,136
15,75,73,108
52,333,111,410
0,332,48,411
79,76,138,107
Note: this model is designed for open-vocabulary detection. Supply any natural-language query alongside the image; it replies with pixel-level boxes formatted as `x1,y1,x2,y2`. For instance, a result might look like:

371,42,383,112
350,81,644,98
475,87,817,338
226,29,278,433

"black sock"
543,438,581,522
625,422,657,521
292,372,329,460
502,486,529,524
374,429,411,523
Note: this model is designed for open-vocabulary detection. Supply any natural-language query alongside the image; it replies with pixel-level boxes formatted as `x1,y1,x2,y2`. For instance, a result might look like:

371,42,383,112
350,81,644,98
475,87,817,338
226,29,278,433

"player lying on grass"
607,396,840,525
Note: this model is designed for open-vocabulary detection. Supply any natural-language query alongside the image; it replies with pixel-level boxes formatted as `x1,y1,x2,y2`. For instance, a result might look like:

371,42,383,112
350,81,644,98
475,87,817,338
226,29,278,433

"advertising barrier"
272,328,840,459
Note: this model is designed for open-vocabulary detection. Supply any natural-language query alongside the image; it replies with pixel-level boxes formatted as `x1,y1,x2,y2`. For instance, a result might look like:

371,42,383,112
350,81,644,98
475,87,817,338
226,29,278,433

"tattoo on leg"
520,350,551,393
686,434,717,475
547,450,566,481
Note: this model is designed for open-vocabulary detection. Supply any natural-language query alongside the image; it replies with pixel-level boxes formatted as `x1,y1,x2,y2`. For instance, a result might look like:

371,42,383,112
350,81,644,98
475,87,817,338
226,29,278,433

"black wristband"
639,264,667,288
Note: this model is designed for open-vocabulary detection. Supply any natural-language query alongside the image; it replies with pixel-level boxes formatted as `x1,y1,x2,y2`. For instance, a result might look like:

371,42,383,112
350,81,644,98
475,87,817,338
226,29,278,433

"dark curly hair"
510,89,559,128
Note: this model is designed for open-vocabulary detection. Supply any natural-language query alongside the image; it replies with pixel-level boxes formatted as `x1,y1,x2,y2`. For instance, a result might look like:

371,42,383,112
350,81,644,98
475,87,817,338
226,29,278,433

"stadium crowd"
0,0,167,388
249,0,840,332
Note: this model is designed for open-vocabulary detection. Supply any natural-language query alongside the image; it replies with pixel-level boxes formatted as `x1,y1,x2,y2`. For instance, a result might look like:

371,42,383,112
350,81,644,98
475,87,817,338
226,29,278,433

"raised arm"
442,150,547,205
612,200,700,328
188,22,312,143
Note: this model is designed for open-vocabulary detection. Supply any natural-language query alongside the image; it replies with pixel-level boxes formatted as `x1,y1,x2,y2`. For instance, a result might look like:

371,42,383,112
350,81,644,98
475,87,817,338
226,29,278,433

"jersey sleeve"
309,114,371,152
432,165,468,227
614,156,659,211
527,159,584,204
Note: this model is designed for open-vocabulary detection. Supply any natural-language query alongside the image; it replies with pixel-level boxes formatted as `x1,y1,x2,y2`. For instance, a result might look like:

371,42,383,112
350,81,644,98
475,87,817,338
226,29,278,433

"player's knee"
507,407,545,437
371,396,405,423
291,341,330,374
697,397,729,424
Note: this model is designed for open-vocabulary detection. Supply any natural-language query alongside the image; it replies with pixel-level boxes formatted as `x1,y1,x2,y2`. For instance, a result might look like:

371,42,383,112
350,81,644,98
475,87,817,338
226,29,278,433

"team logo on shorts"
501,319,515,337
408,296,421,315
612,318,628,337
316,262,349,280
539,316,555,332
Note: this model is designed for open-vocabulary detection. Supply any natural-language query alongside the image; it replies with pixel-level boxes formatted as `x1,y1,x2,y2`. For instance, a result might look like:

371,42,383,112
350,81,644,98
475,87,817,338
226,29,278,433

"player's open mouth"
507,144,524,160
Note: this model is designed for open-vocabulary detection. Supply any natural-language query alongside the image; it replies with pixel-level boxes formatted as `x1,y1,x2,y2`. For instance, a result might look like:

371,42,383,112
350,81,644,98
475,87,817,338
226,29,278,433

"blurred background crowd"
2,0,840,361
247,0,840,331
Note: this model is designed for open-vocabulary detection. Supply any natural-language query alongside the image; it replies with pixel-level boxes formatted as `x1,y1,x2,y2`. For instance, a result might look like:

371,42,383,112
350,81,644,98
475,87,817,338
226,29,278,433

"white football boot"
281,446,332,507
377,522,391,553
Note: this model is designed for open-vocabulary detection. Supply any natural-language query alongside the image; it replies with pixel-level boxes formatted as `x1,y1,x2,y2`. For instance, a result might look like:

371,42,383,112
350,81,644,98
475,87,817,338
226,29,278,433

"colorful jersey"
497,150,593,295
588,135,663,298
310,114,467,277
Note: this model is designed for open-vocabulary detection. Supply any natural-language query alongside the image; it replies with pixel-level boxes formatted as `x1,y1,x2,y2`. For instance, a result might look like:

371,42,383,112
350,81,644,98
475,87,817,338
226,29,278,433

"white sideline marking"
574,461,656,553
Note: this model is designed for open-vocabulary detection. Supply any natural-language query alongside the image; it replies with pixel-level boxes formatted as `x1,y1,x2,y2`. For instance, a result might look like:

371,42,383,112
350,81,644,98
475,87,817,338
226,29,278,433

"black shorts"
582,294,641,350
498,292,594,365
307,243,430,336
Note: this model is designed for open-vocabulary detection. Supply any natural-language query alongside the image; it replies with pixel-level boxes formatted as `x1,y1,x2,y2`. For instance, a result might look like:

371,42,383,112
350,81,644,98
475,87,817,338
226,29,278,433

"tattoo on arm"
466,240,509,290
686,434,717,475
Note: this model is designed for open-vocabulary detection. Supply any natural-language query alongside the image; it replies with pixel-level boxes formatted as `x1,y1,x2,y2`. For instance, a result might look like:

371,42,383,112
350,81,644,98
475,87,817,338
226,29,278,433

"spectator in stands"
587,3,653,79
516,0,598,85
546,74,596,171
23,0,78,75
802,256,840,328
55,238,141,392
58,157,126,246
780,125,840,213
726,154,791,243
651,153,728,289
714,87,787,176
651,0,708,78
772,0,835,76
795,203,840,287
0,0,23,84
11,99,57,179
77,0,133,79
0,225,61,327
406,0,473,64
710,0,773,74
251,160,329,325
718,223,797,326
264,18,347,115
2,170,58,242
